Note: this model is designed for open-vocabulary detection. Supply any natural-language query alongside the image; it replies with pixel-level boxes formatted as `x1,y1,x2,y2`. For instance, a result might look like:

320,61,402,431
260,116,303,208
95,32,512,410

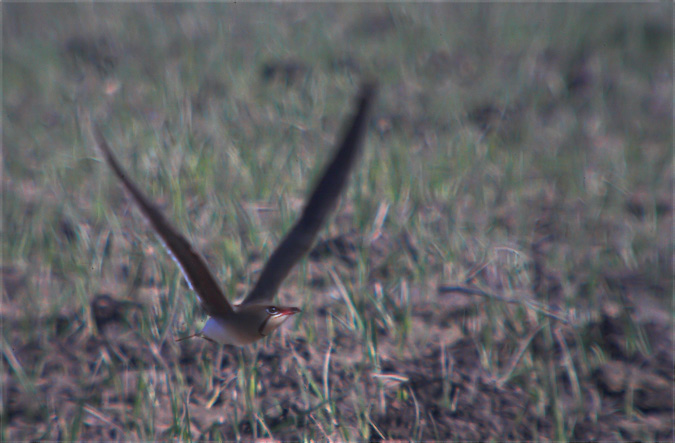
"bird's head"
252,305,302,337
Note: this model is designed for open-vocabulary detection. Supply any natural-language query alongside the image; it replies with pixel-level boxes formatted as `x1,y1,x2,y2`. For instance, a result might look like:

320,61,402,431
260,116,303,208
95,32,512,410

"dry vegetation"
3,4,673,441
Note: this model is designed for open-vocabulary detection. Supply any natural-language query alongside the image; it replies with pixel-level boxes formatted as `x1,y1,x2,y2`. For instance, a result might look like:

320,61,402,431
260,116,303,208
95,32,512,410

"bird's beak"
278,307,301,316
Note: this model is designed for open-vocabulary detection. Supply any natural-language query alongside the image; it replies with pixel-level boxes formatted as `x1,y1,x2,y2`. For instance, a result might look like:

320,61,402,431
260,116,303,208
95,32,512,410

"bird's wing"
90,124,234,317
240,82,376,307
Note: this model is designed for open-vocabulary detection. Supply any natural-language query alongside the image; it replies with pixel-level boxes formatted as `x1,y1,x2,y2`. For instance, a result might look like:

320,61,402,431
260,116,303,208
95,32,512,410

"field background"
3,3,673,441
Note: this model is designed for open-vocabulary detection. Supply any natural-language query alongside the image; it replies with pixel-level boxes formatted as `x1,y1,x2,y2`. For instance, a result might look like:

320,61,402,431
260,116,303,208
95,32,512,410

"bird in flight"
88,82,376,346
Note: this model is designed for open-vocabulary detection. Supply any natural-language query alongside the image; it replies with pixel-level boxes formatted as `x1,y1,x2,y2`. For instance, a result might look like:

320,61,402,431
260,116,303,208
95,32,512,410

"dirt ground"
4,219,673,440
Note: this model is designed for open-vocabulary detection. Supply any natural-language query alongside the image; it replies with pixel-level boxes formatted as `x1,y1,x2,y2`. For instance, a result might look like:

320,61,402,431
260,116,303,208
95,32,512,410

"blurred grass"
3,3,673,441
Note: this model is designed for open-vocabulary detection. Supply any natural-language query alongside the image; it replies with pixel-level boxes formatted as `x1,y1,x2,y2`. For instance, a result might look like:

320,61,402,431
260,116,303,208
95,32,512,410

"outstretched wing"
90,124,234,317
241,82,376,307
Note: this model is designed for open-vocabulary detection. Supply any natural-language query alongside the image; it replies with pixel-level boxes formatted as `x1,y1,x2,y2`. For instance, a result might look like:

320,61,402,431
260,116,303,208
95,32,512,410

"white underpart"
202,317,256,346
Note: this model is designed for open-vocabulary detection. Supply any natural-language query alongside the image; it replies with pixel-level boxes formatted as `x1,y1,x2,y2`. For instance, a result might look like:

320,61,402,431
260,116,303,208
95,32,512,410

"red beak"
279,307,301,316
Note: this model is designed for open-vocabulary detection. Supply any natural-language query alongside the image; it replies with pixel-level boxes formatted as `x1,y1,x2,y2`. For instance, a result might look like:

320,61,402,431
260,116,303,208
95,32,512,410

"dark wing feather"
90,125,233,317
241,82,376,306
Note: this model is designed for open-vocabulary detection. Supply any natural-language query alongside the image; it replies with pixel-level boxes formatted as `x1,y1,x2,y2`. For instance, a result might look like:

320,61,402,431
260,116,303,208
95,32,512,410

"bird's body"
88,82,375,346
200,304,301,345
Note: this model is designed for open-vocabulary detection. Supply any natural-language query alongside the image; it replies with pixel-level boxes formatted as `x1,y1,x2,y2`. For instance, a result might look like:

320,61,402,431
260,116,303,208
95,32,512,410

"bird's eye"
266,306,279,315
